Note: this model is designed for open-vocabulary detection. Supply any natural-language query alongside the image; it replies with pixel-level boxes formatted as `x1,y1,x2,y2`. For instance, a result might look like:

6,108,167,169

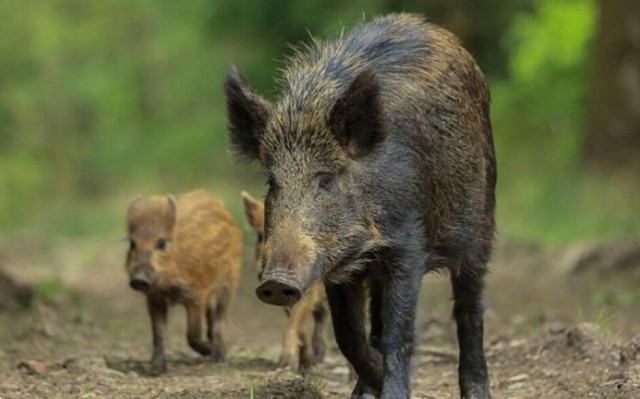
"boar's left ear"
224,66,272,161
329,70,386,158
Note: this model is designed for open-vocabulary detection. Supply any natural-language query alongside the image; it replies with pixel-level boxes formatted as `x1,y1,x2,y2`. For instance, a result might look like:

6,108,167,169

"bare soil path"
0,238,638,398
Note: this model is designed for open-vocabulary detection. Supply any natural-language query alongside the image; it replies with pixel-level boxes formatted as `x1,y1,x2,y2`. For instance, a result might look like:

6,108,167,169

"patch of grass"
591,289,640,307
33,277,88,321
575,306,615,337
34,278,68,304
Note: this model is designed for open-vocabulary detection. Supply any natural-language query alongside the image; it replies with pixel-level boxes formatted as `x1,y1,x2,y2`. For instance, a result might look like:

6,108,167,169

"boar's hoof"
256,279,302,306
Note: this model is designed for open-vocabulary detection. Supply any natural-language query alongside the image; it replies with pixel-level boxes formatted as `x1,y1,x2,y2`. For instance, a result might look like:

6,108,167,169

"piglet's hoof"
148,363,166,376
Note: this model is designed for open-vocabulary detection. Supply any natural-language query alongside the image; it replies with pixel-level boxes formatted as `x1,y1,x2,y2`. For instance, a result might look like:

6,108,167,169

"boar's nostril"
256,279,302,306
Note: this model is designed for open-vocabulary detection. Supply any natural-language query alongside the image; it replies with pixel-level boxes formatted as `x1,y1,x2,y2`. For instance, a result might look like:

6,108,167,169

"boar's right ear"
241,191,264,231
224,66,272,160
329,70,386,158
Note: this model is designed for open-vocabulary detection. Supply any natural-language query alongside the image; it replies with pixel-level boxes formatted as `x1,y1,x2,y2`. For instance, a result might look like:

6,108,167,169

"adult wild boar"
125,190,242,375
225,14,496,399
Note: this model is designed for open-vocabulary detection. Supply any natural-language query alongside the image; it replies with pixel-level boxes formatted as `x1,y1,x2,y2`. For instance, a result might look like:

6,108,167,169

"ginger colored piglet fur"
126,190,241,375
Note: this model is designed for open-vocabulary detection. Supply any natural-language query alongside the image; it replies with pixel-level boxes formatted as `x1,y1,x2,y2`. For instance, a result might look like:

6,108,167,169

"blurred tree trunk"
585,0,640,175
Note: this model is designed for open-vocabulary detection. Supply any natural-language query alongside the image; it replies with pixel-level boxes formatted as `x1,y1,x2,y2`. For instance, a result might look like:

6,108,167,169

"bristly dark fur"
225,13,495,399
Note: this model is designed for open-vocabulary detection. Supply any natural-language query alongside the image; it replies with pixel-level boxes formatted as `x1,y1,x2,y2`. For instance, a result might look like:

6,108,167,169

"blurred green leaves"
0,0,637,246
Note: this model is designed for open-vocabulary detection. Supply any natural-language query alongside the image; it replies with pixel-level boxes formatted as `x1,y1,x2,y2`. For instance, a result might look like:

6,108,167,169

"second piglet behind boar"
125,189,242,375
242,191,327,372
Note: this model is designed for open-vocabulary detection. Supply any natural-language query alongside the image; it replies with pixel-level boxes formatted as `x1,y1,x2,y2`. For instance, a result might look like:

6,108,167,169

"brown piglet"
242,191,327,372
125,189,241,375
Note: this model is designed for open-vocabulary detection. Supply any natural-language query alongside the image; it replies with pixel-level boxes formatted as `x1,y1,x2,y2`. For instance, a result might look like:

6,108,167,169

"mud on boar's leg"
451,259,490,399
147,294,168,375
325,280,383,397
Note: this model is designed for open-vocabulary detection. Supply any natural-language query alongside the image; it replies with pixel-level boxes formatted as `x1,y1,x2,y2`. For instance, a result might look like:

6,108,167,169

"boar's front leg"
325,280,383,398
185,301,211,356
451,258,490,399
379,251,424,399
147,294,168,375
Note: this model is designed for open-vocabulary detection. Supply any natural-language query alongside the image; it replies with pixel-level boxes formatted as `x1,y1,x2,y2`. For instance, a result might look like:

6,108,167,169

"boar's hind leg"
208,289,230,362
451,259,490,399
147,294,168,375
185,302,211,357
325,280,383,398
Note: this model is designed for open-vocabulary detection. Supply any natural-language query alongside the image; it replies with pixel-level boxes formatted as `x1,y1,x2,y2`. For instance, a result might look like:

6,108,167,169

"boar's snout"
129,269,152,292
256,277,302,306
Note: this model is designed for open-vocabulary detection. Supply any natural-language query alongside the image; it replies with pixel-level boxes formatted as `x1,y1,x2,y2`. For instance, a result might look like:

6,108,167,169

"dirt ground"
0,237,639,399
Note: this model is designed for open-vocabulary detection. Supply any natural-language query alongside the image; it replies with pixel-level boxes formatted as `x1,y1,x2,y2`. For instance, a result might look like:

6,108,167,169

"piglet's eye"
155,239,169,251
129,240,136,251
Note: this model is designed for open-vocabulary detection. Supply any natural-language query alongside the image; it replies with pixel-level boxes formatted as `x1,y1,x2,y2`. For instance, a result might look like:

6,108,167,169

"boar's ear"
241,191,264,231
329,70,386,158
224,66,272,160
166,195,177,232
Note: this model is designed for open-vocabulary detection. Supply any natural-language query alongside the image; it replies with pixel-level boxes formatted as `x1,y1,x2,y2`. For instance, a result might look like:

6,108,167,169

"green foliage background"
0,0,637,247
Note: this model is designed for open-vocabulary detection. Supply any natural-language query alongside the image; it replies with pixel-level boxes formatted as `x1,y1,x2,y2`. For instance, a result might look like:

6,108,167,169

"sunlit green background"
1,0,638,250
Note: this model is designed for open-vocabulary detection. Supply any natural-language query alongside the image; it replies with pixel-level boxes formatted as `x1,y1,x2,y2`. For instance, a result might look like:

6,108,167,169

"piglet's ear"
126,196,143,234
166,195,177,232
224,66,272,160
241,191,264,231
329,70,386,158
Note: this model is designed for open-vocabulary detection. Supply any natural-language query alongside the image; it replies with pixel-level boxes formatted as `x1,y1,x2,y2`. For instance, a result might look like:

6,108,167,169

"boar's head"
226,67,387,306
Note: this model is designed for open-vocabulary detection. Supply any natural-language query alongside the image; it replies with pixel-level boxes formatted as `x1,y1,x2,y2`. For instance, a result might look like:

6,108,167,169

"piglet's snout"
129,269,152,292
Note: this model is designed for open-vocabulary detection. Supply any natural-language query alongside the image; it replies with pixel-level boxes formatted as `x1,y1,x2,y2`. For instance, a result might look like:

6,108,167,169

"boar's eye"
314,172,335,192
155,238,169,251
264,172,276,189
129,239,136,251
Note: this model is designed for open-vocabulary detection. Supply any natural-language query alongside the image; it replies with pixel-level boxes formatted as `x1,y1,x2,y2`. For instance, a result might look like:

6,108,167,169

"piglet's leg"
147,294,168,375
280,299,311,371
185,302,211,356
311,300,328,363
209,288,230,362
